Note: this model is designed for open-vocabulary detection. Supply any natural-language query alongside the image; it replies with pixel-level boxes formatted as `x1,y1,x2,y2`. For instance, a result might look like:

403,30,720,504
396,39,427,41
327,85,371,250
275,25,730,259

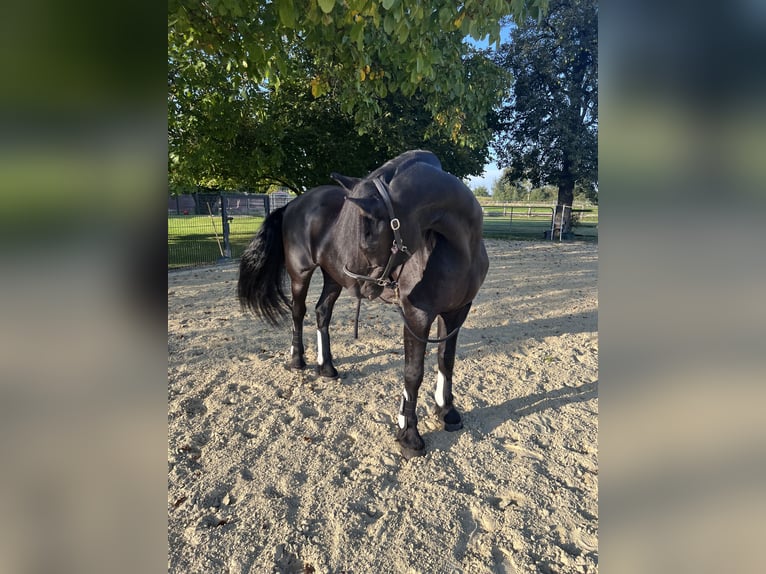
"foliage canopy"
168,0,549,191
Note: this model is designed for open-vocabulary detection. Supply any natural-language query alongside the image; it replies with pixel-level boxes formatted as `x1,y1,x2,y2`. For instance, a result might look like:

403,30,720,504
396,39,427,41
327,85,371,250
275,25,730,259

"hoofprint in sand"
168,239,598,574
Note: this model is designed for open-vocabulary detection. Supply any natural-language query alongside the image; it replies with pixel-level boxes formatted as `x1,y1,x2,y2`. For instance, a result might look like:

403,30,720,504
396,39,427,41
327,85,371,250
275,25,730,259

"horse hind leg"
434,303,472,431
287,276,312,372
314,270,342,379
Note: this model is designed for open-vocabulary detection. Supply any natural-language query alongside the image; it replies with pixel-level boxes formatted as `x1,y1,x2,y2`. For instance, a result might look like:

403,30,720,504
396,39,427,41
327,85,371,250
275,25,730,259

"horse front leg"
314,271,342,379
434,303,472,431
396,315,432,460
287,277,311,372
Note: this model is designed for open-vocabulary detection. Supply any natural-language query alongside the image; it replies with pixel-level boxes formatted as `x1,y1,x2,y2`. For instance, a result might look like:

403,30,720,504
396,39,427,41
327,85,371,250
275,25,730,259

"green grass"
168,215,264,268
481,205,598,241
168,206,597,268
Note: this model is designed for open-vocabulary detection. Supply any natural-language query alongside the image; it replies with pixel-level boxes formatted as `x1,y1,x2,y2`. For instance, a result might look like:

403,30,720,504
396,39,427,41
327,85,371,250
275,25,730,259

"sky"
464,162,503,192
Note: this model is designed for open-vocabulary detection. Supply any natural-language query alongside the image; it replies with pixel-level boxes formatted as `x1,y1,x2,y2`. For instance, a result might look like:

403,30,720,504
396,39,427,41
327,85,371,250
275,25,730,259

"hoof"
285,359,306,372
396,426,425,460
436,405,463,432
315,363,339,380
398,444,426,460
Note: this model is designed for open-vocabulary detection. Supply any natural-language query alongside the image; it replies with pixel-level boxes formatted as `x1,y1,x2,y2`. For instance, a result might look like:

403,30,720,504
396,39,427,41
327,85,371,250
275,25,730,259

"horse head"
332,173,407,300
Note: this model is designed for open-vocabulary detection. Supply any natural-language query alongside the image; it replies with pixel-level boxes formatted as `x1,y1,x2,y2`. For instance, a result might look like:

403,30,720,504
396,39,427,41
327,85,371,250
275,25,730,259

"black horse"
238,150,488,459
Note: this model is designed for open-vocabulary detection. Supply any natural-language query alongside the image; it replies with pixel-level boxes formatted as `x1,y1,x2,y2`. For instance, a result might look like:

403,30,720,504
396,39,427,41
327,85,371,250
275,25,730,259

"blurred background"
600,1,766,572
0,2,167,573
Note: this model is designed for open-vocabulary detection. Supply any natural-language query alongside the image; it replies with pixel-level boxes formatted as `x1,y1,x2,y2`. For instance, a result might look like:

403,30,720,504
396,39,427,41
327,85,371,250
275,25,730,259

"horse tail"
237,207,291,325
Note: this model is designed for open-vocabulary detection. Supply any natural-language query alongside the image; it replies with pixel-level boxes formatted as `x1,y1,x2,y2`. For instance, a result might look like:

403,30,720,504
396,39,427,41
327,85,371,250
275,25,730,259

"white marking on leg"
398,395,407,428
290,345,294,357
435,370,447,407
316,330,324,365
402,388,410,402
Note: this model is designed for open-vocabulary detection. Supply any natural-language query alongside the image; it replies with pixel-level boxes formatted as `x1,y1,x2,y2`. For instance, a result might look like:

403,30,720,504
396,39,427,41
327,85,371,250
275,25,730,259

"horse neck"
394,186,482,253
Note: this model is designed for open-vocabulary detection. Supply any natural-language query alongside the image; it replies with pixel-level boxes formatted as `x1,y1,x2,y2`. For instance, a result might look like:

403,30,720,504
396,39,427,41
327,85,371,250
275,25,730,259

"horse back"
369,149,441,183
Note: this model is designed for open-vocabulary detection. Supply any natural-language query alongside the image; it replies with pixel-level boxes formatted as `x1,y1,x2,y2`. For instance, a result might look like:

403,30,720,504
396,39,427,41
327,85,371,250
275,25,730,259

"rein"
343,177,459,345
394,305,461,344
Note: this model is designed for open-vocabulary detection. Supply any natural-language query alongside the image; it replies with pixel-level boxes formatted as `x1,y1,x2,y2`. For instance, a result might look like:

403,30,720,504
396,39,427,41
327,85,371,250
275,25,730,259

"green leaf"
383,13,395,35
381,0,396,10
318,0,335,14
467,18,478,39
396,21,409,43
350,21,365,47
438,7,452,27
277,0,296,27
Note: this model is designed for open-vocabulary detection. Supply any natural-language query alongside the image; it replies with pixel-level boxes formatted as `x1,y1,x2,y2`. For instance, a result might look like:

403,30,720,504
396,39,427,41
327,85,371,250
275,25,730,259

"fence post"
220,192,231,258
550,206,556,240
560,205,571,242
559,206,564,242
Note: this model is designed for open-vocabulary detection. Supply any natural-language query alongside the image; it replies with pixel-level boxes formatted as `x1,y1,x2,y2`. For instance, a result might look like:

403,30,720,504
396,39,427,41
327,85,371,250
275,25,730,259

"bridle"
342,177,460,344
342,177,411,290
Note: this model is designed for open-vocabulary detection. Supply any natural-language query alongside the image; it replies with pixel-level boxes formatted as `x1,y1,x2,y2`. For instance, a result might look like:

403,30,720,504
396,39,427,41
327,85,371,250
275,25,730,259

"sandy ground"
168,239,598,574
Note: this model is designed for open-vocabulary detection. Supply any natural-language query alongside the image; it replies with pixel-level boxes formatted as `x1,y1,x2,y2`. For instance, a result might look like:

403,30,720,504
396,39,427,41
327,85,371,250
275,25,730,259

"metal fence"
481,204,598,241
168,191,293,268
169,196,597,268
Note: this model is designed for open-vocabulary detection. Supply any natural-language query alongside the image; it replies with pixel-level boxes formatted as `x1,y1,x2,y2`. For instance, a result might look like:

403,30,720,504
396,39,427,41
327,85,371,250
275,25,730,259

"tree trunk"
553,179,575,239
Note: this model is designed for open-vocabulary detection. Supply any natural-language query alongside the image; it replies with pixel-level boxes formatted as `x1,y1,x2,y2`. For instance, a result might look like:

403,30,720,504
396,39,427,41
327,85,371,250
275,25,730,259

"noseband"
342,177,460,344
342,177,411,290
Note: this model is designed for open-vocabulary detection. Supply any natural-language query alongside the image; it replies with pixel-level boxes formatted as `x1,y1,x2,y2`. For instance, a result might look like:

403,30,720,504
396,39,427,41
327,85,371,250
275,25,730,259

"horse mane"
369,150,442,184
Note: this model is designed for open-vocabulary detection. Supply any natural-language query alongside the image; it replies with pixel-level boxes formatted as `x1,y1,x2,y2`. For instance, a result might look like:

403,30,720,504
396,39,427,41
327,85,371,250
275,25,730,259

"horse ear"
331,172,361,191
344,196,378,218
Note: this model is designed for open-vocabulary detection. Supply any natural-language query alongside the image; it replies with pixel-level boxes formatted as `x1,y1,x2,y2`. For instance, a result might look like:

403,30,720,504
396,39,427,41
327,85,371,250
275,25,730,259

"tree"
169,0,546,135
168,40,384,191
168,0,548,191
491,177,517,201
493,0,597,236
168,51,493,191
472,185,490,198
